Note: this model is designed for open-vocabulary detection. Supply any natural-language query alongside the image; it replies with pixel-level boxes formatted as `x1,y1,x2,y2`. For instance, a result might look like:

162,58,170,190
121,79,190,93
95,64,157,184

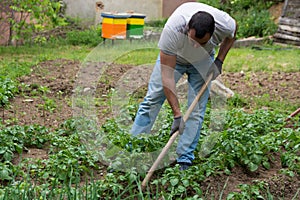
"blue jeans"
130,55,213,164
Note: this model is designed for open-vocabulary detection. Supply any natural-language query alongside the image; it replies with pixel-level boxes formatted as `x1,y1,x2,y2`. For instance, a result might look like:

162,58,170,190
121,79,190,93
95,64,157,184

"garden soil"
3,58,300,199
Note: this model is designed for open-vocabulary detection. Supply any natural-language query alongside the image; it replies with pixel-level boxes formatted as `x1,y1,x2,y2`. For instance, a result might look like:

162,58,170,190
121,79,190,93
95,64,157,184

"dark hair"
188,11,215,38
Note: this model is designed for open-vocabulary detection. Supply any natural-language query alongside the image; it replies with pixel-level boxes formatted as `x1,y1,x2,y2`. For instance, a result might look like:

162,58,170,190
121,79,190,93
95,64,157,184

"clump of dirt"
1,59,300,198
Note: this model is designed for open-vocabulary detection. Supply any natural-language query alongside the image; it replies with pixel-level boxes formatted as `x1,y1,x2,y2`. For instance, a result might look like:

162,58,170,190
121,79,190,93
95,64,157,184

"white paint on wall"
64,0,162,25
64,0,97,21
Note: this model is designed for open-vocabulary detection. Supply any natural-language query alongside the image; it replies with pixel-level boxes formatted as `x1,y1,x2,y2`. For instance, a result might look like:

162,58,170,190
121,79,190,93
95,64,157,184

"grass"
0,44,92,62
225,45,300,72
0,45,92,79
115,43,300,73
115,48,159,65
1,42,299,79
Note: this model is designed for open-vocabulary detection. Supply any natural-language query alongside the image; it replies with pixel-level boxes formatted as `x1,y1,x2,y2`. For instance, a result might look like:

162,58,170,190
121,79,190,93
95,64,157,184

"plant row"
0,104,299,199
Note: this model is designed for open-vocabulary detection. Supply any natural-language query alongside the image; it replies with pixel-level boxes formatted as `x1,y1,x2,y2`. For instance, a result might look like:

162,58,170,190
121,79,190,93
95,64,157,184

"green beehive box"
126,13,146,39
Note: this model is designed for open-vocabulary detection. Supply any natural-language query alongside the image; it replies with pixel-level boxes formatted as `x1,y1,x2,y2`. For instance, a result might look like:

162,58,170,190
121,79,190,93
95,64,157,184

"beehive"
101,12,130,39
126,13,146,39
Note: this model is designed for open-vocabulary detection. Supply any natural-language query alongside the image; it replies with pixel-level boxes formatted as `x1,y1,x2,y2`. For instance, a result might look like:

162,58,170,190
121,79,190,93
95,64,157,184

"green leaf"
182,179,189,187
226,193,236,199
42,172,49,179
262,161,270,169
255,150,263,154
0,169,12,180
15,143,23,154
177,185,186,193
3,151,12,161
161,179,167,186
170,178,179,186
253,154,263,163
225,168,231,175
244,159,250,164
249,162,258,172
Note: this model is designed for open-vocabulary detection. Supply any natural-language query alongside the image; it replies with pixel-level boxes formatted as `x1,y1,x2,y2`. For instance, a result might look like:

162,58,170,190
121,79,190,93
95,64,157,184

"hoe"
141,73,213,189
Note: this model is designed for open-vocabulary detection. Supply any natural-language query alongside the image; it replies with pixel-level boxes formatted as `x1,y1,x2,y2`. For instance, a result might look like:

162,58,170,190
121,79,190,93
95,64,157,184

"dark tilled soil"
2,59,300,199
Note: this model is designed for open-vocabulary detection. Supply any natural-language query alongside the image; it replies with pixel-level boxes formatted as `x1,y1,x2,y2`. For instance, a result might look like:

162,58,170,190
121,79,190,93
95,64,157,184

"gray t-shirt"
158,2,236,65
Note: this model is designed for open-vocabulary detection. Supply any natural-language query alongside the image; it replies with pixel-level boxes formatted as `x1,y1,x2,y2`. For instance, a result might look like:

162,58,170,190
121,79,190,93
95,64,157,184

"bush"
145,18,168,28
199,0,281,38
1,0,66,46
65,26,103,46
235,8,277,38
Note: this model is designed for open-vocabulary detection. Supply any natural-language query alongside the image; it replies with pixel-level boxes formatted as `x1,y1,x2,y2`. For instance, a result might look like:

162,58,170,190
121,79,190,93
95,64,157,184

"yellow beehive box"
101,12,130,39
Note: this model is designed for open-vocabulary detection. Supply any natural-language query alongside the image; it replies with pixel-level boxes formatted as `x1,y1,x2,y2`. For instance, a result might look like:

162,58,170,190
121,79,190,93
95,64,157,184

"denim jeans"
130,55,213,164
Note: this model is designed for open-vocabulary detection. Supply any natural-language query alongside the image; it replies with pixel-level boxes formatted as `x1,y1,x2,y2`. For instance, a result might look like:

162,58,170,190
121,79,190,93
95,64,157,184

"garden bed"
1,58,299,199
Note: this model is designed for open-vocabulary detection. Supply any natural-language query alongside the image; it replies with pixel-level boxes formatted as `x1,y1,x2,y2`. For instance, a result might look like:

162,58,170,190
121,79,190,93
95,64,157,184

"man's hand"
206,58,223,81
170,116,185,136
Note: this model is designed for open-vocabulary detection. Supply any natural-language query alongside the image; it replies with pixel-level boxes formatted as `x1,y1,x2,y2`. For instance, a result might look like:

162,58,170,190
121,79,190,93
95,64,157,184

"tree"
0,0,66,46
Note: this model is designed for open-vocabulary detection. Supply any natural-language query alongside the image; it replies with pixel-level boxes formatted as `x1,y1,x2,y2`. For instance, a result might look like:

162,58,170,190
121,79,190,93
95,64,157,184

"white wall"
64,0,162,25
64,0,97,23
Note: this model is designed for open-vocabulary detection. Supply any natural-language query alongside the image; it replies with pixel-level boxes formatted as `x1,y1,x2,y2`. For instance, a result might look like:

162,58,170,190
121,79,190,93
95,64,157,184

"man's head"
188,11,215,46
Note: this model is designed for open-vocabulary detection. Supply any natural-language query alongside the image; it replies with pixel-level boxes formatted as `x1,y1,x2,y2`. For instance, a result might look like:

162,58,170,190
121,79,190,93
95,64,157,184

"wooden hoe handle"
285,107,300,121
141,74,213,189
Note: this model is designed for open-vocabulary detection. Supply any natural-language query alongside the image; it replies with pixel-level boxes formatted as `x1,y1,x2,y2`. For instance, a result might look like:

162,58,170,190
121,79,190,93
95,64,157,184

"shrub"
199,0,280,38
65,26,103,46
145,18,168,28
0,0,66,46
235,8,277,38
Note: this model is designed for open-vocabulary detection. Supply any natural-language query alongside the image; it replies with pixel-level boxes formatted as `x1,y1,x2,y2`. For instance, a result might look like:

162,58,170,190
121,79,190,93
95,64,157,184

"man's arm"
216,20,238,62
160,51,181,118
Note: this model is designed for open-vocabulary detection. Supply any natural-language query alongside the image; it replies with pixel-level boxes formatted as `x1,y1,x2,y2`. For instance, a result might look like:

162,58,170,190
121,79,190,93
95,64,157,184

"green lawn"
1,42,299,79
225,46,300,72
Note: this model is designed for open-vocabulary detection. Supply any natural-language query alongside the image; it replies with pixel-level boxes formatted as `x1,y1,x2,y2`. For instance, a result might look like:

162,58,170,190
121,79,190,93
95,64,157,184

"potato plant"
0,77,18,122
0,104,299,199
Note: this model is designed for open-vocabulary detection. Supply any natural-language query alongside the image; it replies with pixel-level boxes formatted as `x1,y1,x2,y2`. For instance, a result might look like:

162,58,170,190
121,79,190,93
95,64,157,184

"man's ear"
186,26,190,34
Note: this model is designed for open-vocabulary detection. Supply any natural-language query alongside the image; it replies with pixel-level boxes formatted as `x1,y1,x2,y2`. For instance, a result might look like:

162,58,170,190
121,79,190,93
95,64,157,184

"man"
130,2,237,170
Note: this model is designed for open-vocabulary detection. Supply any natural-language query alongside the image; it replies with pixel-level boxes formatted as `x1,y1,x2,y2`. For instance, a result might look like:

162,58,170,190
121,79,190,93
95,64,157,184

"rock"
23,99,34,103
233,37,266,48
83,87,91,93
176,77,234,100
211,78,235,99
